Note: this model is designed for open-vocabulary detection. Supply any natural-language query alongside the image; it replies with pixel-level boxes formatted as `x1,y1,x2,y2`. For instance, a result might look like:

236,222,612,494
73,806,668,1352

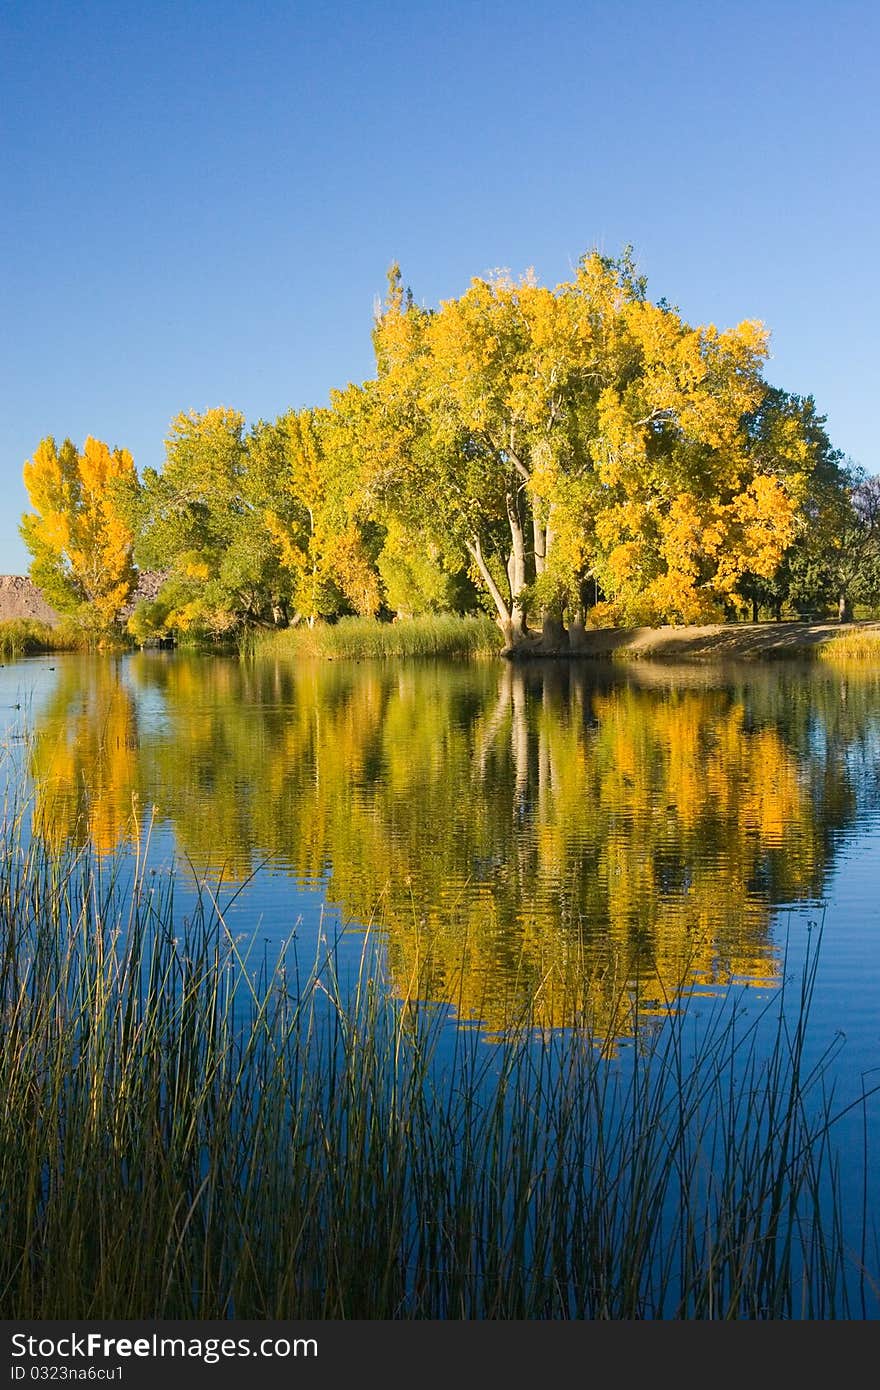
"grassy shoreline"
245,615,880,666
0,789,876,1318
0,619,75,659
510,619,880,664
6,610,880,667
247,612,504,661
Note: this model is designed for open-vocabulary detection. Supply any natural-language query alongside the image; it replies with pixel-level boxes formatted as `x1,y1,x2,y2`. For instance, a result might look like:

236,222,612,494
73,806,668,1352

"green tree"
377,514,477,617
735,390,849,620
128,407,290,640
824,471,880,620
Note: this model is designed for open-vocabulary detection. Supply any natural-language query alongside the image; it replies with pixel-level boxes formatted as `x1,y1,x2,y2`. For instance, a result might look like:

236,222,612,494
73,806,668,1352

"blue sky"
2,0,878,574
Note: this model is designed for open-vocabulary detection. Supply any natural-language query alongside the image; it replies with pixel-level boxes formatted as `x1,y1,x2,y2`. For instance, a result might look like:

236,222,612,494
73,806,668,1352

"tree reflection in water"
27,652,878,1039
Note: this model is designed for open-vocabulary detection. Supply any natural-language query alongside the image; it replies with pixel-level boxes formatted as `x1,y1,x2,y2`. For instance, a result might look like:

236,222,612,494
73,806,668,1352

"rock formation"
0,574,61,626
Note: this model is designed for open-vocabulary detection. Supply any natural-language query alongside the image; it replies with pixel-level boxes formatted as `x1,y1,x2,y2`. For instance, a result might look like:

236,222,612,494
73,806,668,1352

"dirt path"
518,619,880,662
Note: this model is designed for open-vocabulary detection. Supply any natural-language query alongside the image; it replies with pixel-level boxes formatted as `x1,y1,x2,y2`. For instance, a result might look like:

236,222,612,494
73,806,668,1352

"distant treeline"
19,248,880,649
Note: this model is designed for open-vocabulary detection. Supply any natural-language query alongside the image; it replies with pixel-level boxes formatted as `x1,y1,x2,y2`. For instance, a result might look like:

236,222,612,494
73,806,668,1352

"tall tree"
20,435,137,632
822,470,880,620
368,250,807,647
128,407,289,638
735,390,849,620
254,400,382,626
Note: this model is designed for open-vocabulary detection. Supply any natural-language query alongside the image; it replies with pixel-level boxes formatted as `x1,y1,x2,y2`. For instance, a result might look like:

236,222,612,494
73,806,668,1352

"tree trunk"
838,593,853,623
540,609,568,651
534,509,558,642
506,491,529,640
533,516,546,577
465,535,516,645
751,599,759,623
568,602,587,650
544,512,556,566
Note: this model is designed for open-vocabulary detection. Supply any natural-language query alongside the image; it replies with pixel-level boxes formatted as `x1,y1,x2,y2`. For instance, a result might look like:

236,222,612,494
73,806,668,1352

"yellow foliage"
586,601,621,628
180,553,212,581
166,406,245,450
21,435,137,631
364,248,816,630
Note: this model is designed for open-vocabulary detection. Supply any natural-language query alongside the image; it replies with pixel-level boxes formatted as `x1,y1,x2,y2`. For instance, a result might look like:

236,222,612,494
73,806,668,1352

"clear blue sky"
2,0,877,574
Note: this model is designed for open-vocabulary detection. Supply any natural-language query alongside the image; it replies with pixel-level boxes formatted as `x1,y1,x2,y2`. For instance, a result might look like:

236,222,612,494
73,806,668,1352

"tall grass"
248,613,504,661
0,620,127,659
817,629,880,664
0,796,876,1317
0,619,73,659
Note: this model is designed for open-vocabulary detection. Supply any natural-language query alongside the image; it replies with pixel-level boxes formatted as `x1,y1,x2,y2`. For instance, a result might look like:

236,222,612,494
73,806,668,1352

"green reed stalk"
0,789,876,1318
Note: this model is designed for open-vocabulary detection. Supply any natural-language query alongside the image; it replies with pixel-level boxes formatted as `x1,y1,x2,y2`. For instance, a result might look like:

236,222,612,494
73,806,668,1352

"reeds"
817,629,880,664
0,795,876,1318
0,620,72,659
248,613,503,661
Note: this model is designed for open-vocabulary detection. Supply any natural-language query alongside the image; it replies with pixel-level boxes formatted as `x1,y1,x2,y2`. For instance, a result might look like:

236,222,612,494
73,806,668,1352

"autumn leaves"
368,255,806,640
20,436,137,633
20,249,829,644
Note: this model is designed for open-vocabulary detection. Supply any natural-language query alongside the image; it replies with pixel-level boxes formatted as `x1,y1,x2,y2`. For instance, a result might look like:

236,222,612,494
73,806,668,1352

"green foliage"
126,598,173,645
736,391,853,619
376,516,478,617
129,408,292,639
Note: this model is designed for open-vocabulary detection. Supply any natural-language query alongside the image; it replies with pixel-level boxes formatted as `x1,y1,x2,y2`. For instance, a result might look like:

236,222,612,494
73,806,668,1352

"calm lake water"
2,649,879,1090
3,647,878,1313
3,652,880,1023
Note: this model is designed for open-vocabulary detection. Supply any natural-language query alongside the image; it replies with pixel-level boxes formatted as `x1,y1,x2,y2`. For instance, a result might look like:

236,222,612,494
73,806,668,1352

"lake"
2,648,879,1314
3,651,880,1043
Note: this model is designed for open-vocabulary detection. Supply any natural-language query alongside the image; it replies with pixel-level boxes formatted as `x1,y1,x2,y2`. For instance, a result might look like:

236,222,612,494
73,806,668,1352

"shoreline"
504,619,880,663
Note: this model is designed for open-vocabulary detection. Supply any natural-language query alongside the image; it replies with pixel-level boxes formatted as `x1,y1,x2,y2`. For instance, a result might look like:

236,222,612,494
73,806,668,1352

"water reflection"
25,652,880,1035
29,655,142,854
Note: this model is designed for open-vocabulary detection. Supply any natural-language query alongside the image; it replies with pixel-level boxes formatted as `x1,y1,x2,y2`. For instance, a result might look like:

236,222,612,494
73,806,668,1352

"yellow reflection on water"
27,652,873,1037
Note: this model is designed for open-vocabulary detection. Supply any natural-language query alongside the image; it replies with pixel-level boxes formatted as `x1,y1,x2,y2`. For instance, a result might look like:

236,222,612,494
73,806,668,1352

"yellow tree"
370,250,812,644
371,263,571,645
259,400,382,624
20,435,137,632
586,296,802,624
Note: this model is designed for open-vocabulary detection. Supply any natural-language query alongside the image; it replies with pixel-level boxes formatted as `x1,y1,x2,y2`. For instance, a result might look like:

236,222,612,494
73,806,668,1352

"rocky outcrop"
0,575,61,626
117,569,165,621
0,571,167,628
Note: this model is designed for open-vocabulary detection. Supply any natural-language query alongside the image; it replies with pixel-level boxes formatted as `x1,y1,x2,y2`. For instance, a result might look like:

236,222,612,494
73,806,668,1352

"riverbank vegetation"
18,247,880,653
0,790,876,1318
817,628,880,663
0,619,82,659
249,612,503,661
